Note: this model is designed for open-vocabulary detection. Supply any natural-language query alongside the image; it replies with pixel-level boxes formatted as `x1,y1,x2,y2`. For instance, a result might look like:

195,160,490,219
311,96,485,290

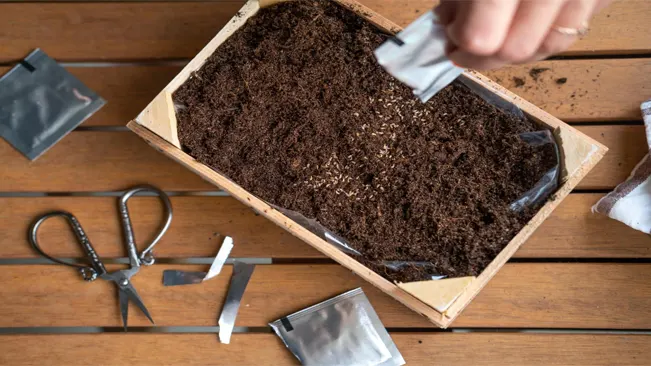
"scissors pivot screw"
121,279,129,286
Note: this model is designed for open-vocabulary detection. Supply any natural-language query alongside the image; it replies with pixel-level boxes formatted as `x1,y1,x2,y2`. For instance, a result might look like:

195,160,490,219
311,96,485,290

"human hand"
435,0,612,70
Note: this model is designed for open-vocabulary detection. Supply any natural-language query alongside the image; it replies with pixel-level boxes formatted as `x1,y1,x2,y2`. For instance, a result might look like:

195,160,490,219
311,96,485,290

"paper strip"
162,236,234,286
204,236,233,281
218,261,255,344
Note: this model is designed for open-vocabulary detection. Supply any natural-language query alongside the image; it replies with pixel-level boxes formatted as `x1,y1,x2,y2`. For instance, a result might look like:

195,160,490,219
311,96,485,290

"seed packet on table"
269,288,404,366
0,49,105,160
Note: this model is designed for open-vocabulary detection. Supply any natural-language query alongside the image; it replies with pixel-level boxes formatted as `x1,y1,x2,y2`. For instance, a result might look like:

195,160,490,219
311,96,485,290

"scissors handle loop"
119,185,173,266
29,211,107,281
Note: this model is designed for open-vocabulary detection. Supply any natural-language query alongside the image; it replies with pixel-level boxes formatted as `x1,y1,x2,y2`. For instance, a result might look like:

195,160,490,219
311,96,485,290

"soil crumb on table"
174,0,557,282
529,67,550,81
513,77,526,88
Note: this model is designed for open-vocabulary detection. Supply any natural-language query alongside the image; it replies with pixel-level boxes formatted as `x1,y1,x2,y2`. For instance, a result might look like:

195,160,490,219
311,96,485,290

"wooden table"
0,0,650,364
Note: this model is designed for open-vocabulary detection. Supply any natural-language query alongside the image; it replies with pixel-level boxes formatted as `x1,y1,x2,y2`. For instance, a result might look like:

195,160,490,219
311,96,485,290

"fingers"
446,0,519,56
593,0,614,14
440,0,607,70
446,0,567,69
434,0,458,26
496,0,566,63
533,0,594,61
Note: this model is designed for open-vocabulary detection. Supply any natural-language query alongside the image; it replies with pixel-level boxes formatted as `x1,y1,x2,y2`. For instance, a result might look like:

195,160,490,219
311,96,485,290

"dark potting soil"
174,0,557,282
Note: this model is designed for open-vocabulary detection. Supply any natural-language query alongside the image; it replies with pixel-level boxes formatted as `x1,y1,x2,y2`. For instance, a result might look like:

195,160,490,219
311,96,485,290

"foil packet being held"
270,288,404,366
374,10,463,102
0,49,105,160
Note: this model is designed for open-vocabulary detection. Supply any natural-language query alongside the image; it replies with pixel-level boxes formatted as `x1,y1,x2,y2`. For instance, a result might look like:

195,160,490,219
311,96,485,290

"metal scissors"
28,185,173,331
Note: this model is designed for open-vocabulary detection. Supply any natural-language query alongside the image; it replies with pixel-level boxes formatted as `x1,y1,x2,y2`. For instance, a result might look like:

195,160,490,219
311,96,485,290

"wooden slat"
0,126,643,191
485,59,651,122
0,132,213,192
0,0,648,62
0,196,314,259
581,125,648,190
1,263,650,328
523,193,651,258
0,2,245,62
1,333,651,366
2,60,646,127
1,194,649,259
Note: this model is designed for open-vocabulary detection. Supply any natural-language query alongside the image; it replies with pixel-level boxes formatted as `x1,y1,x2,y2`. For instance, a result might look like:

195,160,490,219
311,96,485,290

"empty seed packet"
270,288,404,366
0,49,105,160
374,10,463,102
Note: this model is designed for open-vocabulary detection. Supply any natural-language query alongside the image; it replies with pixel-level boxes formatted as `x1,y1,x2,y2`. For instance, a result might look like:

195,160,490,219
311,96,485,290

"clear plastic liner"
456,76,561,211
457,75,526,120
0,49,105,160
509,130,560,212
381,261,447,280
273,205,362,256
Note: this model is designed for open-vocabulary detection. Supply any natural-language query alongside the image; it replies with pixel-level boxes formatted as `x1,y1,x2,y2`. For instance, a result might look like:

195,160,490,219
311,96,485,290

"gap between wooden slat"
0,326,650,335
3,257,651,266
0,51,648,68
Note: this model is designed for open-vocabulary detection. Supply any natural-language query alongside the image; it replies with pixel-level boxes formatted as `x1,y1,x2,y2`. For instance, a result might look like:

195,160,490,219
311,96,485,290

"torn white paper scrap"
218,261,255,344
204,236,234,280
162,236,234,286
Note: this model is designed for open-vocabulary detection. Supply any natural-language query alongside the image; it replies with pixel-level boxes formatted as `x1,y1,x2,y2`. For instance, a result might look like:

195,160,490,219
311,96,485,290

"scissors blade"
118,287,129,332
123,283,155,325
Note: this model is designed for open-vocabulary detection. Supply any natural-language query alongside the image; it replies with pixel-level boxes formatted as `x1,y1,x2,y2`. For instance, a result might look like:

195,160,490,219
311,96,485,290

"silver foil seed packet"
374,10,463,103
270,288,405,366
0,49,105,160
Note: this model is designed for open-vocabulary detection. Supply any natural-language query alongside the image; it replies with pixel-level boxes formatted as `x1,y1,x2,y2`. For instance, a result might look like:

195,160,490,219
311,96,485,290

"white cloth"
374,11,463,102
593,99,651,234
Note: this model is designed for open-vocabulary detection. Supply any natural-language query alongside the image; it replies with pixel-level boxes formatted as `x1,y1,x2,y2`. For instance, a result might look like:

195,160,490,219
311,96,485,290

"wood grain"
1,333,650,366
0,126,643,192
0,132,213,192
0,0,648,62
1,194,649,259
0,196,314,259
1,263,650,328
523,193,651,258
581,125,648,190
484,59,651,122
0,2,244,62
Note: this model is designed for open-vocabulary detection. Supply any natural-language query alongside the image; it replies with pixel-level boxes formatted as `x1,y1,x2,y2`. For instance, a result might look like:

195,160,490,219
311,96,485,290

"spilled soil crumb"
513,76,526,88
529,67,550,81
174,0,557,282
